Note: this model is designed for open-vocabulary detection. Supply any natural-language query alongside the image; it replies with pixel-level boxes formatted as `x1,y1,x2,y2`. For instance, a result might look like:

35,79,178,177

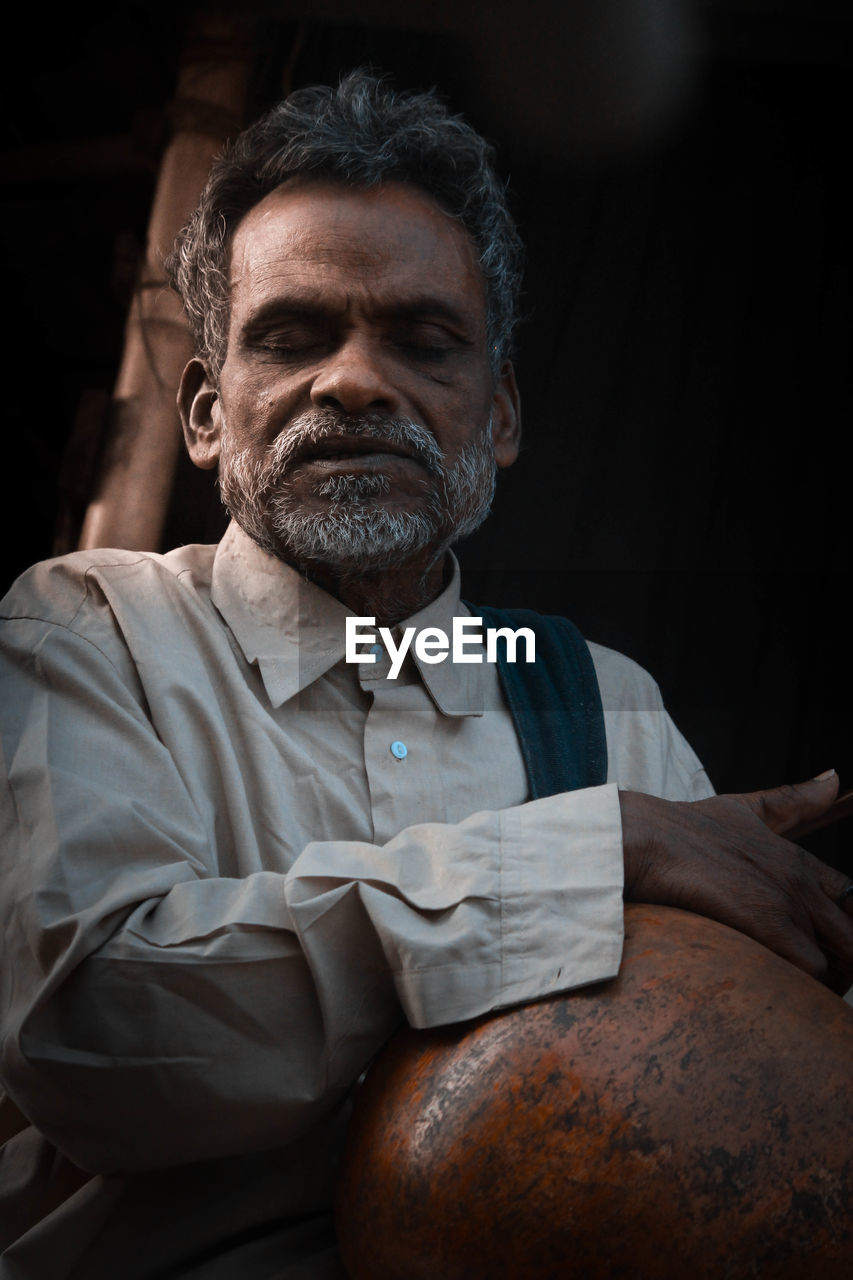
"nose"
310,336,401,415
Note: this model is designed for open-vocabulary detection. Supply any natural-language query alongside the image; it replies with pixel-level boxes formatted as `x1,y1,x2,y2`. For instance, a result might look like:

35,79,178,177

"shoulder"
1,544,218,632
583,641,714,799
471,605,662,704
473,604,712,798
480,605,665,711
0,545,221,693
585,640,668,713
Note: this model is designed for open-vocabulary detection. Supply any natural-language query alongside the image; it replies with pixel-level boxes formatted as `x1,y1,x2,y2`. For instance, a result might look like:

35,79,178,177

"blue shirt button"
390,741,408,760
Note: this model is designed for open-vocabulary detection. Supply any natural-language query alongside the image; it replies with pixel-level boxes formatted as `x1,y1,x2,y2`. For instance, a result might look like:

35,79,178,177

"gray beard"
217,408,497,572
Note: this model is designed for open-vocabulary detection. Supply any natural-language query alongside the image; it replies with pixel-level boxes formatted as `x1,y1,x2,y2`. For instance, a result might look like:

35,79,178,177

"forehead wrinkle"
230,242,477,311
228,183,483,285
232,228,414,285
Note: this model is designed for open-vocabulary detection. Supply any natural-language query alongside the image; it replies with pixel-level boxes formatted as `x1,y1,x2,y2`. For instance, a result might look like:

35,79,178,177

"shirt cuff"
496,781,625,1008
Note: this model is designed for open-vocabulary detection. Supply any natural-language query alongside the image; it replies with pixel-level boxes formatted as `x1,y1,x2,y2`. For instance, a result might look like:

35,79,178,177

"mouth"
291,434,424,470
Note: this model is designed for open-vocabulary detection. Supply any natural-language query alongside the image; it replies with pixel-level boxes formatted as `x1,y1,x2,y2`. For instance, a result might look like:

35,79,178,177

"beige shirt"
0,523,712,1278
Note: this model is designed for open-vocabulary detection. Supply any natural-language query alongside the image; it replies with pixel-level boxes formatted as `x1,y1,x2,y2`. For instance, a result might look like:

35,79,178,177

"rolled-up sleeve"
287,784,623,1032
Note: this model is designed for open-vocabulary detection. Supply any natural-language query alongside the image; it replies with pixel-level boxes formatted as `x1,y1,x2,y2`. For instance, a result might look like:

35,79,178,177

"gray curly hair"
166,68,523,380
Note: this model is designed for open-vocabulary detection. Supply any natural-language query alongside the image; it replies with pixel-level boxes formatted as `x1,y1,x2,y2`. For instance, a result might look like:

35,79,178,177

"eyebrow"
240,294,478,336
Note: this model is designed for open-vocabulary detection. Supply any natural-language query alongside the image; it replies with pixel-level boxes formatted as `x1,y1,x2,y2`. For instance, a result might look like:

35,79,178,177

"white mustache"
265,409,445,478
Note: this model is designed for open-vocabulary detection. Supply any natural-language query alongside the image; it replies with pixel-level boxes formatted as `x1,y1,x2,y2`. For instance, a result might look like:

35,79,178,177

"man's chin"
257,501,446,573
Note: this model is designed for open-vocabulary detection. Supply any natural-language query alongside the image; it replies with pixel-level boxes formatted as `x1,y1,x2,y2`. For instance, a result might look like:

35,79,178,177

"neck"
300,550,449,626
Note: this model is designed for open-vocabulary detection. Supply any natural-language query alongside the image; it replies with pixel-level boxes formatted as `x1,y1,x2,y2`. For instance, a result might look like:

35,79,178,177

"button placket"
363,677,439,843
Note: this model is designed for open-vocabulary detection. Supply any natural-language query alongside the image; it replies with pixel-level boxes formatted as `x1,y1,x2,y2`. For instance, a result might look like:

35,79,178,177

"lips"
291,434,421,468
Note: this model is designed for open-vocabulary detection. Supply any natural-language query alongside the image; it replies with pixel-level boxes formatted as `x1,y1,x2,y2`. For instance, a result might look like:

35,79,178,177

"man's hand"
620,772,853,993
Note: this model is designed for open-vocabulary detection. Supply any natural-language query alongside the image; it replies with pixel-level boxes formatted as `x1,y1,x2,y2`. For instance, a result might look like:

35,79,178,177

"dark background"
2,1,850,871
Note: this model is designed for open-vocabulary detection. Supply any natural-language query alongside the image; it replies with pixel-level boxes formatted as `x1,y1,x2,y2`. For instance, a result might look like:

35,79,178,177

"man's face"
181,179,520,572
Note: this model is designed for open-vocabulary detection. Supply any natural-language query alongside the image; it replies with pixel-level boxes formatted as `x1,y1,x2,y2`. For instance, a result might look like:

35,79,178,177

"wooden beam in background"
78,13,257,553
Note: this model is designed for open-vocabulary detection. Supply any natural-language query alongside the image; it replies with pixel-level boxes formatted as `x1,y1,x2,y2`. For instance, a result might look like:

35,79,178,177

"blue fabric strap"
469,605,608,800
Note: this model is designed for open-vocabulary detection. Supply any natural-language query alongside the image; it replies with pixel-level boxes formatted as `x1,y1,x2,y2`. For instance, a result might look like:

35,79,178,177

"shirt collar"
210,522,485,716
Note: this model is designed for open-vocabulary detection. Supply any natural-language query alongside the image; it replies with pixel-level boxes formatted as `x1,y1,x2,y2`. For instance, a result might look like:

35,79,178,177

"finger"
811,893,853,965
812,908,853,995
799,863,853,993
790,789,853,840
739,771,840,838
813,858,853,912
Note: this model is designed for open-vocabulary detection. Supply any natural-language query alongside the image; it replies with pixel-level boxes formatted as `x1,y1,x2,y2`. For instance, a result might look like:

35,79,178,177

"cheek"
220,374,296,447
430,395,494,460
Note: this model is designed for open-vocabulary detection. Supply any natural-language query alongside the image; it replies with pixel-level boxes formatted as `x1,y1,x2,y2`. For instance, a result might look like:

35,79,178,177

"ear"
490,360,522,469
178,359,223,471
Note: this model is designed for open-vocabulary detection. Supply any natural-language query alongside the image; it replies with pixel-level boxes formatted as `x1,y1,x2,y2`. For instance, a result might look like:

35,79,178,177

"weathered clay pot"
336,904,853,1279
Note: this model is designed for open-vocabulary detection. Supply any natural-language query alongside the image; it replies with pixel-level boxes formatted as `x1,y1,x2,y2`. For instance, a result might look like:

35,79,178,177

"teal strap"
469,605,607,799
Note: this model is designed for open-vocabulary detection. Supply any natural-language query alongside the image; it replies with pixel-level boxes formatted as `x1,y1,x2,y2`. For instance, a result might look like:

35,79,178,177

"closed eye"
394,324,468,361
255,328,328,359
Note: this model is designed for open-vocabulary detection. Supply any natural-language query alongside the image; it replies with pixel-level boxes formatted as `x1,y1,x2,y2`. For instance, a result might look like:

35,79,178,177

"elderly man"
1,69,851,1279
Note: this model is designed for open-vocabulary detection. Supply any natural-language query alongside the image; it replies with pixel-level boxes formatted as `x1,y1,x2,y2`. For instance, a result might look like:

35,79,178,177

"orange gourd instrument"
336,904,853,1278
